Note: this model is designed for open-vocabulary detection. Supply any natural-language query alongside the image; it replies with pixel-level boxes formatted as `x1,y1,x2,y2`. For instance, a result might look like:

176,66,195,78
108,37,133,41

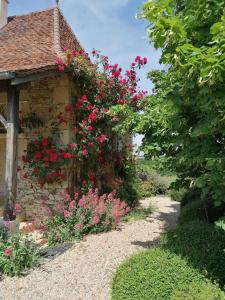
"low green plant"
0,226,40,276
161,221,225,286
122,205,153,222
112,248,223,300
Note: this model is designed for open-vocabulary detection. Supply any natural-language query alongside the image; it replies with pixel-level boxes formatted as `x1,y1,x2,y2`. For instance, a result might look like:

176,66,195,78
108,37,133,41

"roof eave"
0,71,15,80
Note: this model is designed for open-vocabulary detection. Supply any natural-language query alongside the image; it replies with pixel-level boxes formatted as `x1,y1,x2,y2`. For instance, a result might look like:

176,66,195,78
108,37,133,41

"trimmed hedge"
161,221,225,286
112,248,223,300
178,198,225,225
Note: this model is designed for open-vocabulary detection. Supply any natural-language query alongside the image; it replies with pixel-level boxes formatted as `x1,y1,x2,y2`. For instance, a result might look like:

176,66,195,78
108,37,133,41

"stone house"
0,1,83,220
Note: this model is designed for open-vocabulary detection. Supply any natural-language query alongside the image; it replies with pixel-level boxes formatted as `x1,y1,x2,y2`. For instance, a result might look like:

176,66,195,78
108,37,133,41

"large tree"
139,0,225,205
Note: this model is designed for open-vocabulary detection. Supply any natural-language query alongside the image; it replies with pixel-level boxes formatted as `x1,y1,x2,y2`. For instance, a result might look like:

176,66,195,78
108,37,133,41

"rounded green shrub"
171,281,225,300
161,221,225,286
112,248,223,300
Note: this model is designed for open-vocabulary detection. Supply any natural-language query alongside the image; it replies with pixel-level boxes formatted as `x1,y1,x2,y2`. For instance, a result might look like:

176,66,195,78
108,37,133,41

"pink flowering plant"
0,225,40,276
45,189,130,245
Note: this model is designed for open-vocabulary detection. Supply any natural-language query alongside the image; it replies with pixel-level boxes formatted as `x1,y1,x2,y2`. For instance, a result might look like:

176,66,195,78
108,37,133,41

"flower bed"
45,189,130,246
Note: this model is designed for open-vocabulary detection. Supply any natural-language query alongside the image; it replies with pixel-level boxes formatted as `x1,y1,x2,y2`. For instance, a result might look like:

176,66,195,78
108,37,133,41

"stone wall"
0,73,75,222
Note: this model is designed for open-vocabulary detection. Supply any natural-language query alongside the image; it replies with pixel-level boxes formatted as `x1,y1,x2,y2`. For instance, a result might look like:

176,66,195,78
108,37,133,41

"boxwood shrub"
161,221,225,286
112,248,224,300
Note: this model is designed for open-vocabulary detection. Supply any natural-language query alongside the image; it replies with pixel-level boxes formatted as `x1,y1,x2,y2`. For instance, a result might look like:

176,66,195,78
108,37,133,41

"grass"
122,205,154,222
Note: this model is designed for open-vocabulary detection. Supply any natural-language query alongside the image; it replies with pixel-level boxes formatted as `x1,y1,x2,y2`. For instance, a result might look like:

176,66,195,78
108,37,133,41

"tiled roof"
0,7,82,73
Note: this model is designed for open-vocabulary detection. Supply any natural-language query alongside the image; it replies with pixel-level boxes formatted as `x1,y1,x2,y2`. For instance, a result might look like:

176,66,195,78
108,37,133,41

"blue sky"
8,0,161,92
9,0,161,148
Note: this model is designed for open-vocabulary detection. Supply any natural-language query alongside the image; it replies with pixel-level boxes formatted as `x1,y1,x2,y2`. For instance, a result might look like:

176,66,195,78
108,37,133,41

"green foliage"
122,205,153,222
112,248,223,300
0,227,40,276
178,198,225,225
170,281,225,300
136,158,174,197
180,187,201,208
161,221,225,286
215,216,225,231
118,160,140,207
138,0,225,212
169,188,187,202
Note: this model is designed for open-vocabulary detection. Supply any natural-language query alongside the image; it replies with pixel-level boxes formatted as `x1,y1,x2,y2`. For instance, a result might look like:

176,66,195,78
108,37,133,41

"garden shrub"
0,226,40,276
169,188,187,202
45,189,130,246
180,187,201,208
112,248,223,300
142,178,168,196
161,221,225,286
178,198,225,225
170,281,225,300
118,182,139,208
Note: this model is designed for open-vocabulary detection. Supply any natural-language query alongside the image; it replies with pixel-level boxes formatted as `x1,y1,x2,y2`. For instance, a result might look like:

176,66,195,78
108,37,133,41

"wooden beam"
11,71,55,85
4,86,20,221
0,113,7,128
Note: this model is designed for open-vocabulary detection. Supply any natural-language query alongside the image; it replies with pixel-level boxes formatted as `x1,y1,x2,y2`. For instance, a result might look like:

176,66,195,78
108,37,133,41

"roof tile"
0,7,82,73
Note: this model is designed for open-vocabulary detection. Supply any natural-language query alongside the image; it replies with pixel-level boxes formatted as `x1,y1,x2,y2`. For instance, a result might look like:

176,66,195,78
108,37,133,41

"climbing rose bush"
22,48,147,194
45,189,130,245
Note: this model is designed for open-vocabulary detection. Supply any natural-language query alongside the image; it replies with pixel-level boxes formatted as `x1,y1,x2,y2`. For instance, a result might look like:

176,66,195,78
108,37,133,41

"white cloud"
61,0,161,91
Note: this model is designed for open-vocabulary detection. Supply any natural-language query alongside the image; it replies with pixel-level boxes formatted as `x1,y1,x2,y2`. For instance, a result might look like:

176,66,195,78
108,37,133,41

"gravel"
0,196,179,300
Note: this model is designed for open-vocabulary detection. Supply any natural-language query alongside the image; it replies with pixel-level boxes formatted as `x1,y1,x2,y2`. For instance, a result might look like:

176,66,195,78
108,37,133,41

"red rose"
63,152,72,159
34,152,41,160
69,143,76,149
96,134,107,143
88,112,97,122
50,153,58,162
82,149,88,155
87,125,93,131
42,138,48,147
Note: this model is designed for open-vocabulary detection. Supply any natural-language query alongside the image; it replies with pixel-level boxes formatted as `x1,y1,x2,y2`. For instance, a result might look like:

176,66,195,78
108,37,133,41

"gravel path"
0,196,179,300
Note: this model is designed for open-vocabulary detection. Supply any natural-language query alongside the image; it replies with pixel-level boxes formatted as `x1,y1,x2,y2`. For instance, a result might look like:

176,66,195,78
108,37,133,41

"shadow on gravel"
131,237,161,249
41,242,74,261
131,202,180,250
151,202,180,228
